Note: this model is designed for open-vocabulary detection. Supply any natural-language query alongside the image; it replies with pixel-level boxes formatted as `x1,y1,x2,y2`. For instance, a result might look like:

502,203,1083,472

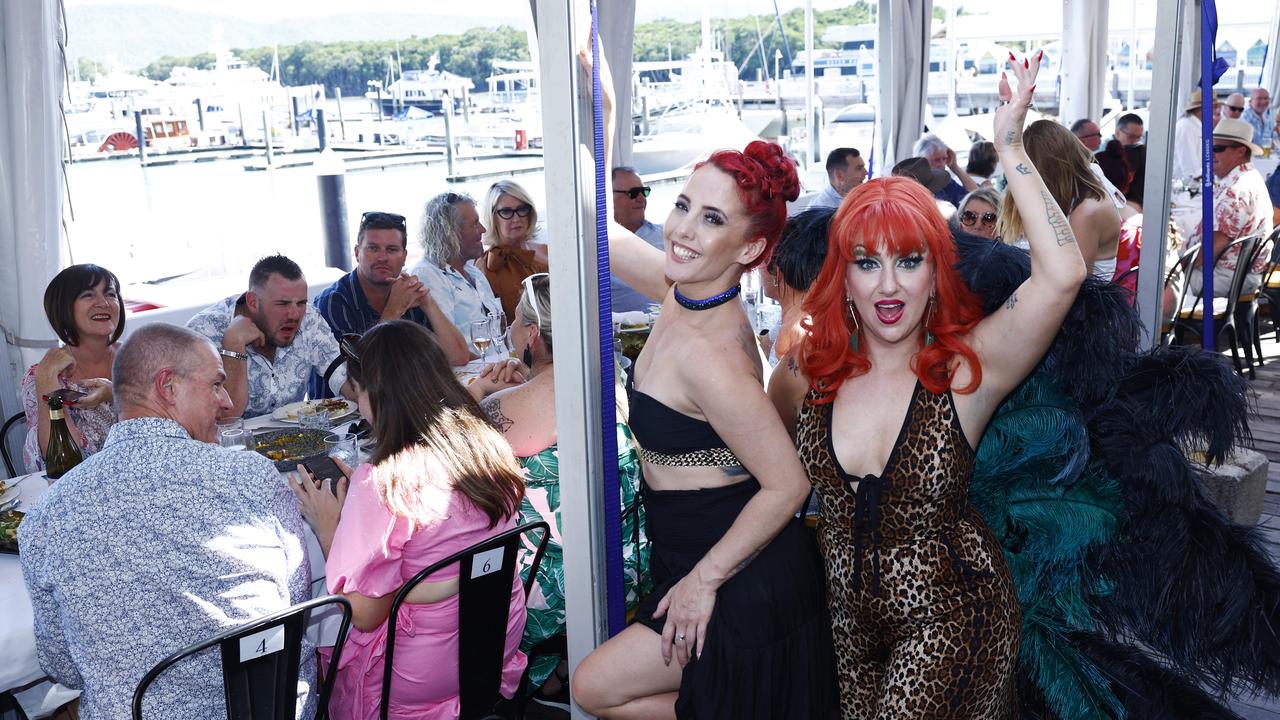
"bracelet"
219,348,249,362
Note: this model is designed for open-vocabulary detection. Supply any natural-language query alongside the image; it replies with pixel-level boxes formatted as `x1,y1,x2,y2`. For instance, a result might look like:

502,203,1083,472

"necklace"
673,283,742,311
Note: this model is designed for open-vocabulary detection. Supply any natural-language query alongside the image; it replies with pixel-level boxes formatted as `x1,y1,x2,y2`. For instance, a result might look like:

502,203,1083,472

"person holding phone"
21,265,125,473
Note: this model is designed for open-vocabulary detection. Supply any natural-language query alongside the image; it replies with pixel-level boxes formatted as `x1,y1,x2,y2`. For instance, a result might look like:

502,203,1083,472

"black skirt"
635,479,839,720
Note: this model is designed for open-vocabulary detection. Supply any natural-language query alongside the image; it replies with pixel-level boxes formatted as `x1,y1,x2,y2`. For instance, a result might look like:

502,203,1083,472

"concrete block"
1189,448,1269,525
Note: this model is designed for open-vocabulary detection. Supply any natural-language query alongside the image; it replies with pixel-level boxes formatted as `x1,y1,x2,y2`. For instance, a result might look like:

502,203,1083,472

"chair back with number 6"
381,521,550,720
132,594,353,720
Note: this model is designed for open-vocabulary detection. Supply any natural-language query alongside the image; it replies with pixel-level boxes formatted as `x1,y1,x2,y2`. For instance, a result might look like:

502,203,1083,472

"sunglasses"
359,211,406,231
1226,105,1245,113
520,272,549,329
613,186,652,200
960,210,998,227
495,204,533,220
1075,132,1101,140
1212,144,1242,153
339,333,361,368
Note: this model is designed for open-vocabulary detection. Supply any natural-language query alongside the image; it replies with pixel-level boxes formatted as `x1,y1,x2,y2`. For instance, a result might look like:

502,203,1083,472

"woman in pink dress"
292,320,528,720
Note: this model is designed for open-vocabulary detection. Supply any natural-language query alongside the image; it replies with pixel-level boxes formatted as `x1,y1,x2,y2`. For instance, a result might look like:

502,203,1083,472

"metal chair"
132,594,353,720
1160,246,1201,346
1173,234,1265,376
1,413,25,479
1249,227,1280,358
381,521,551,720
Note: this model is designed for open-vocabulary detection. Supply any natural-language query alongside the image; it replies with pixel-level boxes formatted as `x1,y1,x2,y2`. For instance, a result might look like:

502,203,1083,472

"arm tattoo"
1014,162,1032,176
786,355,800,376
729,549,763,578
1041,189,1076,247
719,464,750,479
1003,130,1016,145
480,397,514,432
1005,291,1019,310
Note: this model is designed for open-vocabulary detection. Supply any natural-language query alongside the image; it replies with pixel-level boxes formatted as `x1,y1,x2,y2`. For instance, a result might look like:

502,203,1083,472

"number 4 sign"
471,547,505,580
239,625,285,663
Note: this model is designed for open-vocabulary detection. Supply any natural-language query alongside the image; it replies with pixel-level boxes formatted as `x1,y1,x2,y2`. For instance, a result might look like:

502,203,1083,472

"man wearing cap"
1173,89,1221,181
1187,116,1274,298
891,157,957,218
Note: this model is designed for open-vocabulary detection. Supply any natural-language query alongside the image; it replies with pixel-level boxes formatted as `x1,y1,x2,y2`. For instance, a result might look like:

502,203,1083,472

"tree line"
118,2,930,97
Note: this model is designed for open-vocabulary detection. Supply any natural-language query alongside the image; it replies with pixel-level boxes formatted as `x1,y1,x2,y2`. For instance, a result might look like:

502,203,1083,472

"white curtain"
1262,3,1280,99
876,0,933,171
0,0,67,421
1059,0,1111,125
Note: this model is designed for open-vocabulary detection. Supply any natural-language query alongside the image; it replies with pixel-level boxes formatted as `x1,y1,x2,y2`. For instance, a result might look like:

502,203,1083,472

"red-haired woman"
770,57,1085,717
572,58,837,718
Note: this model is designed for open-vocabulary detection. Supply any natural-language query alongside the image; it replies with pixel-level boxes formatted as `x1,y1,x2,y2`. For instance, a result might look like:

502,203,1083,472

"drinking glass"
299,407,331,430
488,311,508,355
220,428,253,451
324,432,359,466
470,320,493,361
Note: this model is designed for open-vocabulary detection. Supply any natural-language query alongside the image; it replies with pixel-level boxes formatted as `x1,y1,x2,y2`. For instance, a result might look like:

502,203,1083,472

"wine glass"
470,320,493,362
488,311,508,355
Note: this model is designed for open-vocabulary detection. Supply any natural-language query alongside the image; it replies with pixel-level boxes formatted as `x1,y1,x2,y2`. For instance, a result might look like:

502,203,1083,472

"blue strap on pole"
1200,0,1219,349
590,0,626,637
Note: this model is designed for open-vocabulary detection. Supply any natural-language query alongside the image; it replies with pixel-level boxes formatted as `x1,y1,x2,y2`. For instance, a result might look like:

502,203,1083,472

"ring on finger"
677,633,686,641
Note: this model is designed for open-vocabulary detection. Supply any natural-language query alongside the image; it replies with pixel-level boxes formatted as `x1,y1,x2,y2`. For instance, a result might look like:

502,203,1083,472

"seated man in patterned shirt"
187,254,350,418
313,210,469,365
19,323,314,719
1187,117,1275,298
409,192,505,337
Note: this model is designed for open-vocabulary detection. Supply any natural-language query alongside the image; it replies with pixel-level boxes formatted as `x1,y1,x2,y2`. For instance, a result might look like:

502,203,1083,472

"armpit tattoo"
480,397,514,432
1005,291,1019,310
786,355,800,376
1042,189,1075,246
1014,162,1031,176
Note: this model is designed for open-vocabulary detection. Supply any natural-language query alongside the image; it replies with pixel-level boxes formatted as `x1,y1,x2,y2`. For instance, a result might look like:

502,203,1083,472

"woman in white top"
998,119,1121,280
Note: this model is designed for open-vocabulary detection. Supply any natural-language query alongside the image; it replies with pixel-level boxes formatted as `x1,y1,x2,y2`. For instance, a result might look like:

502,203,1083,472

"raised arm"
966,52,1087,402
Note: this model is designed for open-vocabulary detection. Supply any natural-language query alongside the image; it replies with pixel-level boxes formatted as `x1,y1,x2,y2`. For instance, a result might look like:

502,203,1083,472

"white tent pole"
0,0,66,423
1128,0,1138,110
805,0,817,164
533,2,609,717
1262,2,1280,98
1135,0,1186,348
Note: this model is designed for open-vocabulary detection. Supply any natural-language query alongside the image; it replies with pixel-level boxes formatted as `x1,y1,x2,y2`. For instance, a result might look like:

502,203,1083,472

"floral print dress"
515,422,651,689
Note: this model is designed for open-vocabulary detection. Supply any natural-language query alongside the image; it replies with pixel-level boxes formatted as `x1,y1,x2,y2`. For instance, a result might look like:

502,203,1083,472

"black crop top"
626,372,742,468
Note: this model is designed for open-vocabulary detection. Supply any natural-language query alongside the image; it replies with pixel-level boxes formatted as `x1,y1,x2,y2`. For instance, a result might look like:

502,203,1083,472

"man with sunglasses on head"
410,191,505,337
313,210,469,368
1185,116,1274,299
187,254,353,418
808,148,867,211
610,166,664,312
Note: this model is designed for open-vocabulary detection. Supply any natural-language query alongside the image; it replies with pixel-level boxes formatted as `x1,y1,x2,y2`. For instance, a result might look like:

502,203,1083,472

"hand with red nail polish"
994,43,1040,151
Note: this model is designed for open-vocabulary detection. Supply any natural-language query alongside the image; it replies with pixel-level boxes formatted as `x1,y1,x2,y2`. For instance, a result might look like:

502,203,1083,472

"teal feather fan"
972,370,1125,720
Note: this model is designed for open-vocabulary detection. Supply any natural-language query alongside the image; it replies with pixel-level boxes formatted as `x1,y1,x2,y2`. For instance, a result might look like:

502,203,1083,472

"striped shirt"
313,269,432,338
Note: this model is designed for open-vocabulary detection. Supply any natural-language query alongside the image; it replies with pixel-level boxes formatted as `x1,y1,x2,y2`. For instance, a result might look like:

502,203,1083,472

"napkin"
613,311,649,328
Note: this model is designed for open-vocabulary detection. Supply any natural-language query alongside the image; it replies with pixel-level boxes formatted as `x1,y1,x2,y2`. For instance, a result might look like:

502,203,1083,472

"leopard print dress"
796,381,1020,719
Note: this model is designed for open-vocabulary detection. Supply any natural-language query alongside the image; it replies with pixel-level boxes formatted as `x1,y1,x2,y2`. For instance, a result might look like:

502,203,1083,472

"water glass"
220,428,253,451
324,432,359,466
299,407,331,430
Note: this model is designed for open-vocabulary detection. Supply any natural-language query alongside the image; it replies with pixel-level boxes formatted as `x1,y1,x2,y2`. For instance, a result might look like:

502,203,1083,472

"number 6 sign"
471,547,505,579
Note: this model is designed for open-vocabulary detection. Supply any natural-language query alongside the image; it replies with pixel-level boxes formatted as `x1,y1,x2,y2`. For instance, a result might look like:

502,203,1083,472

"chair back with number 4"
381,521,550,720
132,594,353,720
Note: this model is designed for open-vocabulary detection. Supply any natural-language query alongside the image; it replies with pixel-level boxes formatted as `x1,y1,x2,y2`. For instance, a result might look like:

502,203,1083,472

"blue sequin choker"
673,283,742,311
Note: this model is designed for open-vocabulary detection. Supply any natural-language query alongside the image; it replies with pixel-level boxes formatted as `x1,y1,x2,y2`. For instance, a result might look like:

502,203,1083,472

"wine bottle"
43,392,83,480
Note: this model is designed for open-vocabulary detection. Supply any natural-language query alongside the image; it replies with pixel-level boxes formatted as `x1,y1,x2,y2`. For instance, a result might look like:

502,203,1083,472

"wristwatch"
218,348,249,362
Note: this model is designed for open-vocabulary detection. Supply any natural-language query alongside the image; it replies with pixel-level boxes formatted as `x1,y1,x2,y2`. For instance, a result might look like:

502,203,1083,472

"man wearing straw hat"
1186,116,1274,298
1172,89,1221,181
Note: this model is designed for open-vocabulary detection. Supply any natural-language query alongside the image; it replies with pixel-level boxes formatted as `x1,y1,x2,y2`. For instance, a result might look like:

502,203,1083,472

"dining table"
0,407,381,718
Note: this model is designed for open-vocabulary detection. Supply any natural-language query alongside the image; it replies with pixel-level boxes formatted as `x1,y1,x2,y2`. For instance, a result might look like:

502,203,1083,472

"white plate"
0,485,18,506
271,399,358,423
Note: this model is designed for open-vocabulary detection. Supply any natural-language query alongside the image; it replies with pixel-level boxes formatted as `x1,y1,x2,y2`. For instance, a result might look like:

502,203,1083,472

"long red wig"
697,140,800,270
801,176,985,400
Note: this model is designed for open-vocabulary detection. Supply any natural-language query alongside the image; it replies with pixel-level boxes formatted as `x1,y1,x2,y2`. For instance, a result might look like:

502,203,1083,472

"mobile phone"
301,455,349,496
43,388,88,406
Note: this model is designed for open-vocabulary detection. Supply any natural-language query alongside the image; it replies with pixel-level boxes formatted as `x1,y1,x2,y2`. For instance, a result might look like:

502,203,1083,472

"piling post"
443,91,456,176
315,149,351,271
135,113,147,165
194,98,205,132
291,97,301,135
238,104,248,147
335,88,347,141
317,109,328,151
263,111,274,166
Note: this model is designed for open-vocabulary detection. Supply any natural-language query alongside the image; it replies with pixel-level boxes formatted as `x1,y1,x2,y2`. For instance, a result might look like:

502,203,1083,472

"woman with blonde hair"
480,180,550,317
291,320,528,719
997,118,1121,279
952,186,1003,240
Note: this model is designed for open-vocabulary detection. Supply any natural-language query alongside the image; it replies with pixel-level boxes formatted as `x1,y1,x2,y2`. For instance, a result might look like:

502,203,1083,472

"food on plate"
0,510,22,553
282,398,352,421
253,429,330,469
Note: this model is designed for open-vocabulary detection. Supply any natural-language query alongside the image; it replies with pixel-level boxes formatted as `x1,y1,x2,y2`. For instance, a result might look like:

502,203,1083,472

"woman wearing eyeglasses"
290,321,529,720
951,187,1002,241
998,119,1121,280
571,52,837,720
466,273,650,709
480,180,550,318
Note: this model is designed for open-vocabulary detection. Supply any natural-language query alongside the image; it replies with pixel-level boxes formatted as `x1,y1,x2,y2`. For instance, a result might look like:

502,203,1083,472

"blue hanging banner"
1199,0,1223,348
590,0,627,638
